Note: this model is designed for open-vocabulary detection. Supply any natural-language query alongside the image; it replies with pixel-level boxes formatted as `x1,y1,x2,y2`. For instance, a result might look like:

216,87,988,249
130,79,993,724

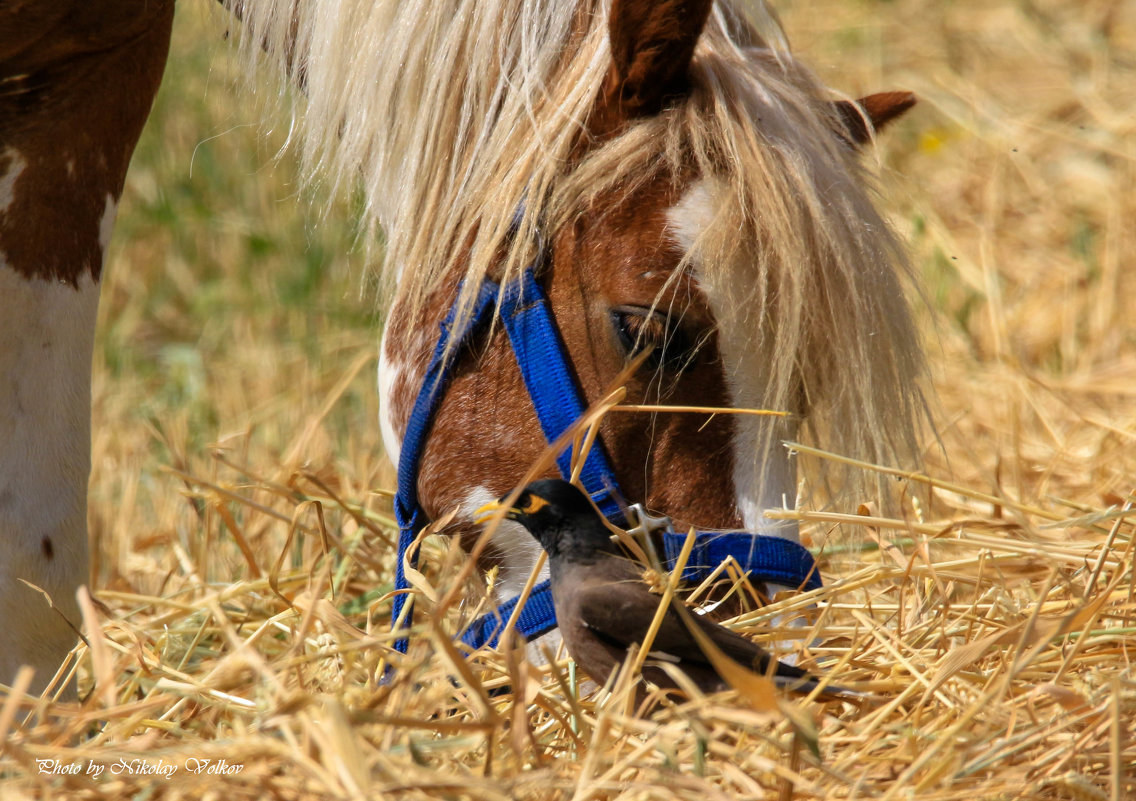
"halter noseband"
390,247,822,655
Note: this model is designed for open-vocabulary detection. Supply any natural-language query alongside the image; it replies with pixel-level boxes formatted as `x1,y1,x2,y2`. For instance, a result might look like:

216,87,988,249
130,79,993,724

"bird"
475,478,833,700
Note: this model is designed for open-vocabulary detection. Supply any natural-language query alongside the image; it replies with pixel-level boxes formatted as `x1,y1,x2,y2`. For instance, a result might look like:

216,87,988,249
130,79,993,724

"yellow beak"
473,492,550,525
473,499,510,525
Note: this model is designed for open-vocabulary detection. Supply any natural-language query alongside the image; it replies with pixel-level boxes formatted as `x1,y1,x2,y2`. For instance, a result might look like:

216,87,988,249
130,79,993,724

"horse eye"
610,307,695,372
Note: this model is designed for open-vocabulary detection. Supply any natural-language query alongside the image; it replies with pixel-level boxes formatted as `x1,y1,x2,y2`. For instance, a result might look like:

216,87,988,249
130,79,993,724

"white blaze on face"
666,180,800,543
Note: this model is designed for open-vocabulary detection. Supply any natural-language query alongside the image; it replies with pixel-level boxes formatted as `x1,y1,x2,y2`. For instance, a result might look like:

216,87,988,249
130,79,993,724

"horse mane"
232,0,927,492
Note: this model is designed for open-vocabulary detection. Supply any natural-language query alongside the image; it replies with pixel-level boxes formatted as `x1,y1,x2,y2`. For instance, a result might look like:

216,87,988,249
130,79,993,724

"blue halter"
390,258,821,655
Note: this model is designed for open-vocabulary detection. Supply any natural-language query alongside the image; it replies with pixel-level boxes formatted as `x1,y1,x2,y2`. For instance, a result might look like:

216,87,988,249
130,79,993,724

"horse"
0,1,176,693
0,0,925,692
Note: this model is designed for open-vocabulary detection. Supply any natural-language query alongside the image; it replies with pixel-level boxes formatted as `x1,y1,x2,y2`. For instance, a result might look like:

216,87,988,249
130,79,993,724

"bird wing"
575,572,808,681
574,575,668,651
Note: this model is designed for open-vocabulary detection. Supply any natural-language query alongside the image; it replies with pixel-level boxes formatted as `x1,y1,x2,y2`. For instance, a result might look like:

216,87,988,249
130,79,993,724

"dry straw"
1,390,1132,798
4,0,1135,799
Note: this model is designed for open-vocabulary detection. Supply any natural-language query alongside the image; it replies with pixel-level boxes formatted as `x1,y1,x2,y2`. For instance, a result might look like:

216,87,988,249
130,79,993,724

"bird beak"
473,492,549,524
473,499,512,525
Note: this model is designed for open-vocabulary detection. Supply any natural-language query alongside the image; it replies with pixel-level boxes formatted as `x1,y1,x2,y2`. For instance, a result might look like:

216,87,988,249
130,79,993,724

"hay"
2,0,1134,798
1,455,1132,799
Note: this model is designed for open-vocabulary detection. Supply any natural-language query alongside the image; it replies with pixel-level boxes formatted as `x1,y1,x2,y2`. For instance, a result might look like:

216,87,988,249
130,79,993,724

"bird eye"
519,494,550,515
610,307,696,373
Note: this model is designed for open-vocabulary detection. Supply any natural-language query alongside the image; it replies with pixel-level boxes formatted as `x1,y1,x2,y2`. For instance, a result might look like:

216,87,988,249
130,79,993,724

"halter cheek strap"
391,268,616,655
497,273,626,523
390,279,500,653
390,267,821,655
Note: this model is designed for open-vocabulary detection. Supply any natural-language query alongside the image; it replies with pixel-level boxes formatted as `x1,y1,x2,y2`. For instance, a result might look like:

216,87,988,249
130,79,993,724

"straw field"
2,1,1133,798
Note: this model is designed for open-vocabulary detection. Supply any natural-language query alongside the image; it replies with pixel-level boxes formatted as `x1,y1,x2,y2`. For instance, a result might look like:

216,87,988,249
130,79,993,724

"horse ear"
834,91,916,147
594,0,714,134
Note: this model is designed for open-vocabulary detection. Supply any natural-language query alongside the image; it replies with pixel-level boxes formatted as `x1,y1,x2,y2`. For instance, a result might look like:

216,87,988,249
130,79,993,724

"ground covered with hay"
2,1,1134,798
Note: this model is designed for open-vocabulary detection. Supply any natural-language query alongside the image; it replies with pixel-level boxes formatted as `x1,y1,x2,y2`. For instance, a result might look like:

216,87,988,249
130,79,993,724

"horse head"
380,0,925,616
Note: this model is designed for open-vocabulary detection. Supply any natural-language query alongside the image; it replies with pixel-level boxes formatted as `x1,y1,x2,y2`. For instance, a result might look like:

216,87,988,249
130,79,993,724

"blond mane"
233,0,926,489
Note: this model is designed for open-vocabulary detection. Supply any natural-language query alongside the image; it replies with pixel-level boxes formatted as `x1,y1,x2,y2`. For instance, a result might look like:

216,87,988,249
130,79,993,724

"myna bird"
476,478,829,699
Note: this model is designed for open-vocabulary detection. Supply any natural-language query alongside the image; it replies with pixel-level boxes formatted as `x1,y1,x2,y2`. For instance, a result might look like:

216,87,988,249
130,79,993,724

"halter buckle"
623,503,676,540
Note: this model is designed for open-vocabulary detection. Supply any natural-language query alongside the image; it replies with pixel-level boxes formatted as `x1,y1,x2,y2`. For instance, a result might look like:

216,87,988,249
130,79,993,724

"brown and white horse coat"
0,1,174,691
0,0,924,690
375,1,924,613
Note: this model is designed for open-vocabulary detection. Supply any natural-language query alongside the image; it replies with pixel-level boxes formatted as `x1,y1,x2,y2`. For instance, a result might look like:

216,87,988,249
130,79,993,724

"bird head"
474,479,614,558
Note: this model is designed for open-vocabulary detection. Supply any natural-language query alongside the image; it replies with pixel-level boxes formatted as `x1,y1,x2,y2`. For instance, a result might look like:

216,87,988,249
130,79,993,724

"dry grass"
2,0,1134,798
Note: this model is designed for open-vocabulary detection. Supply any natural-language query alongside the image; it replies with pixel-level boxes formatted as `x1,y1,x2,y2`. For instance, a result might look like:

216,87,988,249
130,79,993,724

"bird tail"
772,671,880,706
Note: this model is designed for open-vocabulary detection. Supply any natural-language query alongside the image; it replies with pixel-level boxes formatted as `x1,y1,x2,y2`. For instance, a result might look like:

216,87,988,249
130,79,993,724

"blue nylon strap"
458,268,625,651
458,578,559,651
662,529,823,591
391,279,500,654
499,270,625,524
390,265,824,658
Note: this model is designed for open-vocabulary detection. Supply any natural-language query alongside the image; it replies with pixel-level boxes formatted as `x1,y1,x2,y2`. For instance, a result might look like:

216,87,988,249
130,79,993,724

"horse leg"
0,2,174,693
0,270,99,692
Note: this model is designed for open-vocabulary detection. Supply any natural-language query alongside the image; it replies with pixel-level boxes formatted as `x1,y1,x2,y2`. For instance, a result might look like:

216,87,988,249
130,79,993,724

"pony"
0,0,924,691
